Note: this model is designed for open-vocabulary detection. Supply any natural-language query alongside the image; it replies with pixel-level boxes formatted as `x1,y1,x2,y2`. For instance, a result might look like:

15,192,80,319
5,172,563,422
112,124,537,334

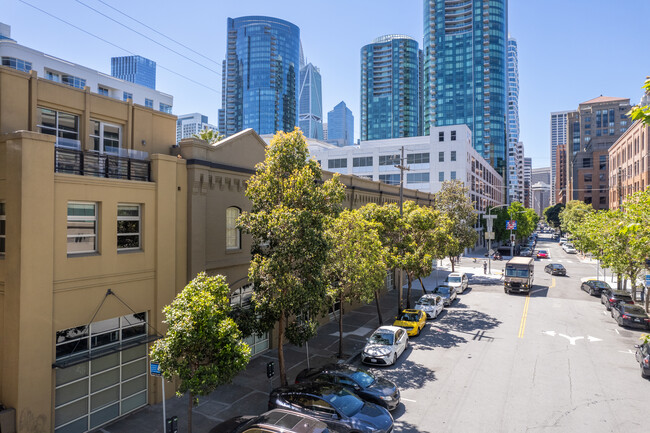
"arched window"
226,207,241,250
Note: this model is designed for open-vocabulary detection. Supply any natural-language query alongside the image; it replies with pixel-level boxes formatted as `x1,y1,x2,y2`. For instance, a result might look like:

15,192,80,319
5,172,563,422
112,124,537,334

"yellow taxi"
393,309,426,337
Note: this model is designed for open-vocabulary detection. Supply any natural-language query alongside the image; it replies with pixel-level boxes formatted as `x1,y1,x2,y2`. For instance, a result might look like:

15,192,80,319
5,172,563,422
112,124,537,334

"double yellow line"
518,295,530,338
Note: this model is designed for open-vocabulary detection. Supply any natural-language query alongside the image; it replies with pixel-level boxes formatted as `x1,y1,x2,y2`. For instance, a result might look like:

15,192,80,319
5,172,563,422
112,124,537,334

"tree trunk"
419,277,427,294
338,291,344,358
450,256,455,272
278,313,287,386
374,290,383,325
187,392,193,433
406,275,413,309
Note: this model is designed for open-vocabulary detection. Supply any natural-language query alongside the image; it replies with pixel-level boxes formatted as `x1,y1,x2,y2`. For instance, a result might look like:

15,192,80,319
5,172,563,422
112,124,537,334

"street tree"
150,272,251,433
543,203,565,230
434,181,477,271
559,200,594,237
507,202,537,242
325,209,387,358
192,128,224,144
238,128,345,386
627,76,650,125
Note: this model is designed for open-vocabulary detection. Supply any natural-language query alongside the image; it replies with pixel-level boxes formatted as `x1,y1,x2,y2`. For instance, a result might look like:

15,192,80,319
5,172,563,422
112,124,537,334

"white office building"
176,113,219,143
0,23,173,113
550,111,571,205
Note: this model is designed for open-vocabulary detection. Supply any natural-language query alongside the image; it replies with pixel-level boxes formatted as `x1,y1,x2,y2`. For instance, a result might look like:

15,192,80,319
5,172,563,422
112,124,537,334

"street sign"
485,231,495,240
150,361,162,377
506,220,517,230
645,274,650,287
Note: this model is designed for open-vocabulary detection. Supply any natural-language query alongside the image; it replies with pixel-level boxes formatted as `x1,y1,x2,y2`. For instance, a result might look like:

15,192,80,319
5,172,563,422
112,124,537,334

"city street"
364,234,650,433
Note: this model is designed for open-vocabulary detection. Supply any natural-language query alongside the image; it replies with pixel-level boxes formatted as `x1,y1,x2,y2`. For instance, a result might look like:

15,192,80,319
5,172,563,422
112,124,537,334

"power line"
75,0,220,76
18,0,220,94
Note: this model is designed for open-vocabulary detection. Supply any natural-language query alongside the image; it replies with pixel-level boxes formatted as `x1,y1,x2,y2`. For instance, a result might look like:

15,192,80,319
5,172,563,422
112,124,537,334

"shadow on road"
530,285,549,297
370,353,437,391
471,274,503,285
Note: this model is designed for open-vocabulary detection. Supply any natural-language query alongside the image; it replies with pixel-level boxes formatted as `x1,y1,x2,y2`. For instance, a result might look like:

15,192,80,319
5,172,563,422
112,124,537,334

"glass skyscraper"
111,55,156,90
327,101,354,147
360,35,422,141
299,63,324,139
423,0,508,177
218,16,300,137
506,37,521,203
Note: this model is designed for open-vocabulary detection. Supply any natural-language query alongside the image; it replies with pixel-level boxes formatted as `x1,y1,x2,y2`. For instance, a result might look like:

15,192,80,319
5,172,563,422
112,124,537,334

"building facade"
218,16,300,137
360,35,422,141
423,0,508,177
176,112,219,143
327,101,354,146
110,55,156,90
555,143,567,204
566,96,631,209
506,38,521,204
523,157,532,208
608,120,650,209
0,31,173,113
550,111,571,205
299,63,324,139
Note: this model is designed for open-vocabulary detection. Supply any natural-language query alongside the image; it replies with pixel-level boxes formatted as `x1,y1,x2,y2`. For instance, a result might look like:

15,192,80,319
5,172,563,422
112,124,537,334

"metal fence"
54,147,151,182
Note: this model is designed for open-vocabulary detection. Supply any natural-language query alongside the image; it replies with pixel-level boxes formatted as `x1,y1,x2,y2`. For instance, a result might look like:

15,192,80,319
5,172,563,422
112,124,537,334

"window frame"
117,204,141,252
0,202,5,256
67,202,98,255
226,207,241,250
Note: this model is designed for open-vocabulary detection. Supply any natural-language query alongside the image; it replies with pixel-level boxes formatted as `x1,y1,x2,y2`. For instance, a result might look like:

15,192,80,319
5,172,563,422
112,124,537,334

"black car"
295,363,400,411
544,263,566,276
209,409,329,433
581,280,611,296
635,342,650,378
611,304,650,330
600,288,634,311
268,383,394,433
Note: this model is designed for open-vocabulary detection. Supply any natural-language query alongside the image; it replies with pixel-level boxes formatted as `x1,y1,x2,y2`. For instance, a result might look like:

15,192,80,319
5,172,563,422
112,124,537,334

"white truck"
504,257,535,294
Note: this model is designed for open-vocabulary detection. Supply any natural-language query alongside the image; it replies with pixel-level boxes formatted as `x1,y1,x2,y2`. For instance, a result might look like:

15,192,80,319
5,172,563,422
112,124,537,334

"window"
599,155,607,170
451,171,457,180
159,103,172,114
327,158,347,169
439,172,444,182
352,156,372,167
582,158,592,168
439,152,444,162
407,173,430,183
438,131,444,142
45,70,60,82
407,153,430,164
451,151,457,162
226,207,241,250
144,98,153,109
451,130,456,141
583,173,592,182
98,86,109,96
123,92,133,102
67,202,97,254
0,202,5,256
38,108,80,146
379,154,399,166
1,56,32,72
599,196,607,205
378,174,400,185
117,205,140,250
60,74,86,89
90,120,122,155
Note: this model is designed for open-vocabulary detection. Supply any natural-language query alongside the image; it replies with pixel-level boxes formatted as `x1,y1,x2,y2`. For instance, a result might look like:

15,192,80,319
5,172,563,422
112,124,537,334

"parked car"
563,244,577,254
414,294,444,319
611,304,650,330
444,272,469,294
536,250,549,259
393,309,426,337
209,409,329,433
581,280,611,296
268,383,394,433
432,284,457,306
520,247,533,257
559,237,568,245
635,342,650,378
601,288,634,311
544,263,566,276
294,363,401,411
361,326,409,366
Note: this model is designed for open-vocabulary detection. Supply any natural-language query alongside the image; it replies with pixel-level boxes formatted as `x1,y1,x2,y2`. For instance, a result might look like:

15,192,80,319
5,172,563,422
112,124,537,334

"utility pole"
395,146,410,314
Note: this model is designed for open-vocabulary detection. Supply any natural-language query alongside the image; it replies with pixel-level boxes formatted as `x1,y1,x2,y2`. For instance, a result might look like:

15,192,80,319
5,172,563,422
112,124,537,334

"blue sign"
150,361,162,376
506,220,517,230
646,274,650,287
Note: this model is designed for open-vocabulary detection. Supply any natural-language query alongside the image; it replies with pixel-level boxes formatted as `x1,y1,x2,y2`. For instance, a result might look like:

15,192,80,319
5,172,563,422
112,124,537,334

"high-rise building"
566,96,631,209
360,35,422,141
111,55,156,90
550,111,571,205
506,37,520,204
523,157,532,208
323,123,328,140
327,101,354,147
555,143,567,204
218,16,300,137
299,63,324,139
423,0,508,177
176,113,219,143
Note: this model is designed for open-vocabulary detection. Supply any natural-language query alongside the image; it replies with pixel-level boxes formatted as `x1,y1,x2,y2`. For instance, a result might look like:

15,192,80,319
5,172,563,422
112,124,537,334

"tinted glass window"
369,332,393,345
349,371,375,388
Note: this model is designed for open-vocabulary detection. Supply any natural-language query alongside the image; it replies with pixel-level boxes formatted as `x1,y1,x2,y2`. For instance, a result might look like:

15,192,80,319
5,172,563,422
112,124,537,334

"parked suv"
444,272,469,294
210,409,330,433
600,288,634,311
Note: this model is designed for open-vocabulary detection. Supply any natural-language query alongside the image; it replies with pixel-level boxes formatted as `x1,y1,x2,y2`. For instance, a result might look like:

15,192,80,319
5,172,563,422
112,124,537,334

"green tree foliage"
150,272,251,433
192,128,224,144
507,202,537,242
325,209,387,358
238,128,345,385
543,203,565,229
559,200,594,236
627,76,650,126
434,181,477,271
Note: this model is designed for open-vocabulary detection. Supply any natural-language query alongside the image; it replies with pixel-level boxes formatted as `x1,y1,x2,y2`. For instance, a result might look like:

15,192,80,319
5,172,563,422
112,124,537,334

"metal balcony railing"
54,147,151,182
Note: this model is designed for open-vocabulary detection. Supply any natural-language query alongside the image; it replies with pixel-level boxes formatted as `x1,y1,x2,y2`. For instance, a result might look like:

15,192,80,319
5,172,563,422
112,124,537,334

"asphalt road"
359,234,650,433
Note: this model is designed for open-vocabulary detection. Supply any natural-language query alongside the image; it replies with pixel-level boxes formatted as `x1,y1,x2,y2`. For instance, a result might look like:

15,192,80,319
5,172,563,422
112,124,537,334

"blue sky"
5,0,650,168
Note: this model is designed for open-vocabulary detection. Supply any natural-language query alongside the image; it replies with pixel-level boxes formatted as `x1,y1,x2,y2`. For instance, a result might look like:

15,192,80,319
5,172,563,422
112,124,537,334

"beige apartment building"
0,66,187,432
608,120,650,209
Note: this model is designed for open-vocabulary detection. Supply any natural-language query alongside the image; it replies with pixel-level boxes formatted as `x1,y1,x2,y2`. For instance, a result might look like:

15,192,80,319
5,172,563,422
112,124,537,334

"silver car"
432,285,457,306
444,272,469,294
414,294,444,319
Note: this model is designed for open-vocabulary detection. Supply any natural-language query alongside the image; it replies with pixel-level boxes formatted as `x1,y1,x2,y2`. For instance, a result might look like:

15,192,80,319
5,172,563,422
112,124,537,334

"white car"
444,272,469,294
361,326,409,367
414,294,444,319
564,244,577,254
